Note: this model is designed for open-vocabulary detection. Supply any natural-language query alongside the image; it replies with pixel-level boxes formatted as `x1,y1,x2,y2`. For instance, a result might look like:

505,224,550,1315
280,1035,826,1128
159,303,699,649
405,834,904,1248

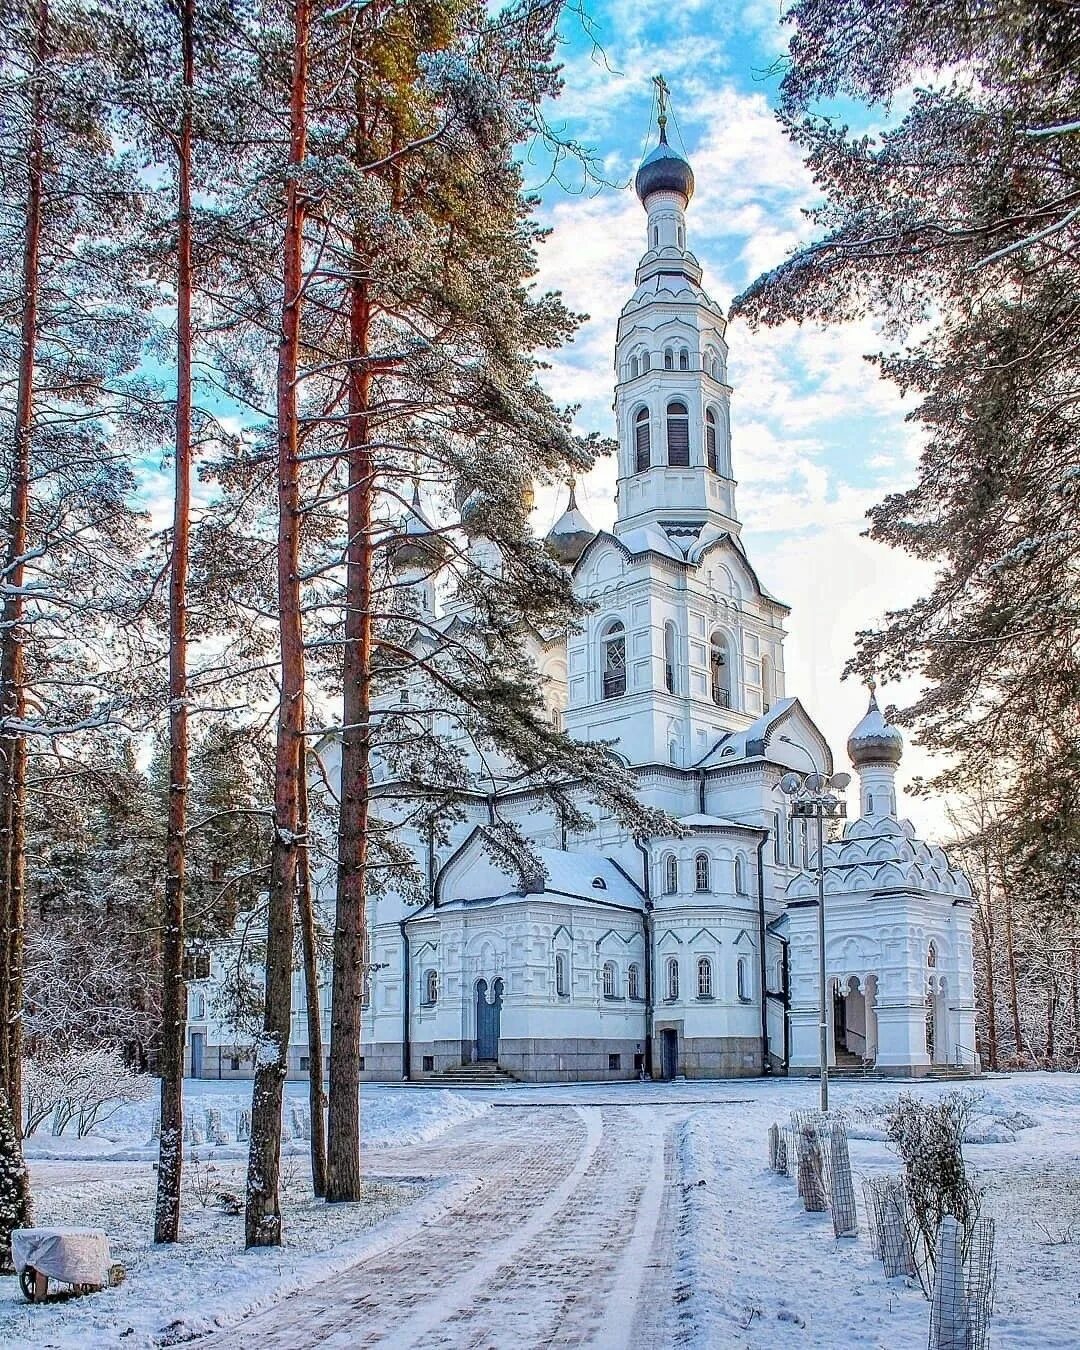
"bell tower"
613,79,739,549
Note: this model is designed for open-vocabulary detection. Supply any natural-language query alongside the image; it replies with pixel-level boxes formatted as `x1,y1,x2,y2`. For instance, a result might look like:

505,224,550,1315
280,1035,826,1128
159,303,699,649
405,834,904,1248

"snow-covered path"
208,1076,1080,1350
213,1099,688,1349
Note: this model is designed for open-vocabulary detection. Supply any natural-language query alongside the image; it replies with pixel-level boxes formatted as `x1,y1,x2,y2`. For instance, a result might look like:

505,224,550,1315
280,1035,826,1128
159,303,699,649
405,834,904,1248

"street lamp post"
779,769,849,1113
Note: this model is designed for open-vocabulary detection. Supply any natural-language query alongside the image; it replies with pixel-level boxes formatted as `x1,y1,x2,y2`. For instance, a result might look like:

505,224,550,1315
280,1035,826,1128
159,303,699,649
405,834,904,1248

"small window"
300,1055,310,1071
710,632,731,708
628,963,641,1000
773,811,783,864
629,355,639,379
697,956,713,999
867,793,874,814
603,961,617,999
664,346,674,371
679,348,689,371
602,621,627,699
695,852,710,892
424,968,438,1006
666,957,679,1001
668,739,679,765
664,854,678,895
183,951,211,981
591,876,607,890
634,407,651,473
667,401,690,466
555,951,569,998
422,1055,435,1072
642,351,651,373
230,1056,240,1071
705,409,718,473
608,1053,621,1071
653,226,659,247
737,958,750,1003
359,1055,366,1071
734,855,746,895
677,225,684,248
928,942,938,969
664,621,677,694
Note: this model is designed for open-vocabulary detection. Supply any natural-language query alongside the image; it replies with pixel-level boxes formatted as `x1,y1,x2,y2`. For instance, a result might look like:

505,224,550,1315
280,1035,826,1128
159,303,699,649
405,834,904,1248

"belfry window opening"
667,401,690,467
664,853,678,895
679,347,689,371
602,620,627,699
634,407,651,473
695,852,710,891
710,632,732,708
664,621,677,694
664,347,674,371
705,408,718,473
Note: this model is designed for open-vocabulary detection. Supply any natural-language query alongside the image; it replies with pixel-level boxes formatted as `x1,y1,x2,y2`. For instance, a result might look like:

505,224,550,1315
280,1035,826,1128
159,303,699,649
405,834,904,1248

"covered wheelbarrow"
11,1227,119,1302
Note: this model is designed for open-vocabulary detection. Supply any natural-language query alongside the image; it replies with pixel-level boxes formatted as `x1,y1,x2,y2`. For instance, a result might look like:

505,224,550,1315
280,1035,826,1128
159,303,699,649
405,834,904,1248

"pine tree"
732,0,1080,835
0,1084,30,1267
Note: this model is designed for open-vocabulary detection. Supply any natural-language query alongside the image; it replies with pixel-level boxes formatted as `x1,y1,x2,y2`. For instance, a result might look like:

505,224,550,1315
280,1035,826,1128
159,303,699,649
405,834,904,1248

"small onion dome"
635,124,695,207
391,483,445,570
846,685,904,768
544,482,596,566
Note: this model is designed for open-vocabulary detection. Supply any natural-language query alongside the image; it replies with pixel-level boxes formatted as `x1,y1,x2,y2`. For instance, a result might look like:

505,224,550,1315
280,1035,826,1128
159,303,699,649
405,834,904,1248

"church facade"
185,122,978,1084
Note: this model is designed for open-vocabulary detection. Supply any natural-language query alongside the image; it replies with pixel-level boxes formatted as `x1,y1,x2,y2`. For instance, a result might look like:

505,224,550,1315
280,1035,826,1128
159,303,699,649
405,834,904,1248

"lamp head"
804,772,826,795
829,772,852,791
779,772,802,796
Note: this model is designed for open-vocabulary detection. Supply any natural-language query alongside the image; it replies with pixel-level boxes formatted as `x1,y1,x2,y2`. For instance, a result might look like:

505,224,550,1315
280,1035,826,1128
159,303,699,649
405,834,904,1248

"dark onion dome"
545,482,596,567
635,124,695,207
391,482,446,570
846,685,904,768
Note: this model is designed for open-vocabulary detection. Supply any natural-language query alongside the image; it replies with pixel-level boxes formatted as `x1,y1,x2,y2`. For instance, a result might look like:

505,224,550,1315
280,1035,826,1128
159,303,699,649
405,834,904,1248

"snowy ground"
1,1074,1078,1347
1,1083,488,1348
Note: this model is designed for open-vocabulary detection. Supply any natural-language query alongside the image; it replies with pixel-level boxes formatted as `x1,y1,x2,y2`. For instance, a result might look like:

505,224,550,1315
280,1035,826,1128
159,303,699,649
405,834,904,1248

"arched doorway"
475,977,503,1062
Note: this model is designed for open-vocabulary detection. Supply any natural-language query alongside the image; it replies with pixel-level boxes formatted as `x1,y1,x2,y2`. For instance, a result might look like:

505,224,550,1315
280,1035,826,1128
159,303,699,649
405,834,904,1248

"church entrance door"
660,1029,678,1080
475,977,503,1062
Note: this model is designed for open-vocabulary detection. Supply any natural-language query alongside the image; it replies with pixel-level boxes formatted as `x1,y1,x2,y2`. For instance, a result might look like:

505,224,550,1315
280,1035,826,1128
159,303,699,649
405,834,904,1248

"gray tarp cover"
11,1227,111,1285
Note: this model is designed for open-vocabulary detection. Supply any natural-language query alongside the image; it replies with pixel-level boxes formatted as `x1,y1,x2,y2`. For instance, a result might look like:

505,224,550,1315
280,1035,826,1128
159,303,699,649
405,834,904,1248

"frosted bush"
24,1046,153,1138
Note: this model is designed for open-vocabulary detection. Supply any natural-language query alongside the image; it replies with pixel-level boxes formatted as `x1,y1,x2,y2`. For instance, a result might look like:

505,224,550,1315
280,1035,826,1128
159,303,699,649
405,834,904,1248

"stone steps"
410,1062,518,1089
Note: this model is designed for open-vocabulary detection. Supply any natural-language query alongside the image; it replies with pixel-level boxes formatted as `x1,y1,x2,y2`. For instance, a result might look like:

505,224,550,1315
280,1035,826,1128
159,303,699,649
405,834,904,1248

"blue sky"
526,0,943,820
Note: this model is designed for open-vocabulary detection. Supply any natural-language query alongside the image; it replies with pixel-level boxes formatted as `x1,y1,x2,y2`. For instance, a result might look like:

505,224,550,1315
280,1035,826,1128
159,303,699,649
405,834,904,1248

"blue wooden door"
475,978,503,1061
191,1032,205,1079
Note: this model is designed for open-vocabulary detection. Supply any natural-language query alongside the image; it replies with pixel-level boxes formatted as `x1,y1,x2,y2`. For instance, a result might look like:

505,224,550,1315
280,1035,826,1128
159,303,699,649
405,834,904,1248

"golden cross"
653,74,670,132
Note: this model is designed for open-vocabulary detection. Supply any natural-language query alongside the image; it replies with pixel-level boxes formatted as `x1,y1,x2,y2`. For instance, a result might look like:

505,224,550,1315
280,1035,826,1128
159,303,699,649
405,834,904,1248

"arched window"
695,852,710,891
195,994,205,1019
697,956,713,999
761,654,772,713
666,401,690,466
601,620,626,699
663,854,678,895
634,407,651,473
737,957,750,1002
664,346,674,371
679,347,689,371
867,793,874,814
668,739,679,765
555,952,569,997
653,225,659,247
677,224,684,248
424,969,438,1005
603,961,617,999
629,355,639,380
734,855,746,895
705,408,718,473
928,942,938,969
710,631,732,708
641,351,651,373
628,963,641,1000
664,621,677,694
666,957,679,1001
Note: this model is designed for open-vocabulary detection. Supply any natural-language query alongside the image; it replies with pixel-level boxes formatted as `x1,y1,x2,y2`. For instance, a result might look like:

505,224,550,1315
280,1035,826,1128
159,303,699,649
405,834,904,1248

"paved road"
211,1099,693,1350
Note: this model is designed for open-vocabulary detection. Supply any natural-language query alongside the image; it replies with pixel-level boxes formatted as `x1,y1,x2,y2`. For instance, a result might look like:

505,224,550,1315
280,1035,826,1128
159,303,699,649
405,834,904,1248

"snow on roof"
677,812,761,832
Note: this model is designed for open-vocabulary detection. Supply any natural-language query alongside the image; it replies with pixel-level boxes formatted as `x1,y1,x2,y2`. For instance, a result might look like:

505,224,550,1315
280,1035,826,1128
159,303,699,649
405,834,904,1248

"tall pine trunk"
296,751,327,1196
155,0,195,1245
0,1,47,1180
998,857,1023,1060
245,0,310,1247
326,262,372,1204
977,839,998,1070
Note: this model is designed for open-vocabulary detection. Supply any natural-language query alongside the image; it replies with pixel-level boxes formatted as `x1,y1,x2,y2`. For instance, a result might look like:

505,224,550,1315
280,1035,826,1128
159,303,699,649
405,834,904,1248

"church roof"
784,813,972,905
695,698,834,775
677,812,765,833
544,483,597,566
846,686,904,768
635,127,695,205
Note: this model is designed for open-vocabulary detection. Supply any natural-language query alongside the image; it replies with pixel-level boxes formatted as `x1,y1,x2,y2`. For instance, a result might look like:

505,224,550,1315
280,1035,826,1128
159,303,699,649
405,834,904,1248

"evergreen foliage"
732,0,1080,830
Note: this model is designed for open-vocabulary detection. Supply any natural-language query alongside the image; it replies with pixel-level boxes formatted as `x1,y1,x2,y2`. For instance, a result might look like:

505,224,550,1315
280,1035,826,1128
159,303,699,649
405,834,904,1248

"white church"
186,116,978,1084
